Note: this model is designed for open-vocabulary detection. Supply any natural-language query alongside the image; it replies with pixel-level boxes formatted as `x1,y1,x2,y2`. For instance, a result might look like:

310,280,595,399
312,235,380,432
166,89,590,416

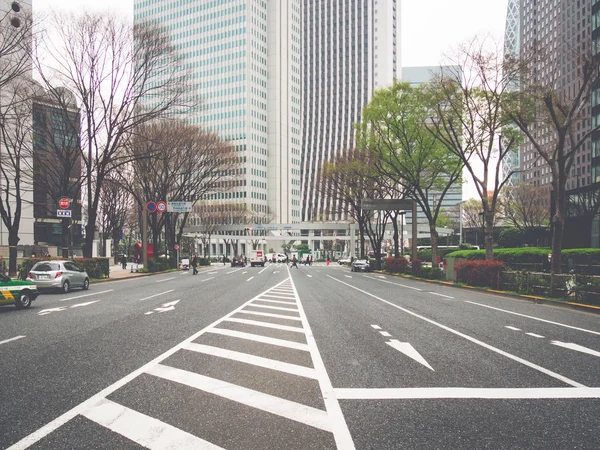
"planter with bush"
455,260,505,289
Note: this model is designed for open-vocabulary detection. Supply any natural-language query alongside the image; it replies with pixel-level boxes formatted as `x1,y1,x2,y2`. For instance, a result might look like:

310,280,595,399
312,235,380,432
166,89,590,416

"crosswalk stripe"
247,303,299,312
82,398,223,449
259,294,297,300
236,310,303,321
251,298,297,305
183,342,317,379
147,364,331,432
223,317,305,333
207,328,309,351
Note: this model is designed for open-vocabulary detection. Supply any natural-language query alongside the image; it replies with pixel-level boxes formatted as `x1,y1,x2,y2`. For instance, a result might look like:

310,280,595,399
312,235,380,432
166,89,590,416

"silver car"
27,260,90,293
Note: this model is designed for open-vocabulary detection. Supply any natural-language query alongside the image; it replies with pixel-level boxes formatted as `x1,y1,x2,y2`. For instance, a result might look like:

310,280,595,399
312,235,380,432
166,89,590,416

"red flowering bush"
455,260,505,289
384,257,409,273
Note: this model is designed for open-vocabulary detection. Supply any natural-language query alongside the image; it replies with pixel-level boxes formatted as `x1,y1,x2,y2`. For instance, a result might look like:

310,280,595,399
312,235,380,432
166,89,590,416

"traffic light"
9,2,22,28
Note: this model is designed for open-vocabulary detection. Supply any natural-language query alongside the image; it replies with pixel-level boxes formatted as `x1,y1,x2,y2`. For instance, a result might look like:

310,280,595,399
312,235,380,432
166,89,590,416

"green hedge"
417,248,460,263
147,258,170,272
198,257,210,266
446,248,600,266
416,267,444,280
18,257,109,280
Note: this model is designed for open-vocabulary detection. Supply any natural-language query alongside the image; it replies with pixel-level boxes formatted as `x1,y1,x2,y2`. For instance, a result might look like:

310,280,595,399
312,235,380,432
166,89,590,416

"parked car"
0,273,39,309
338,257,351,265
27,260,90,293
180,258,190,270
351,259,371,272
231,257,246,267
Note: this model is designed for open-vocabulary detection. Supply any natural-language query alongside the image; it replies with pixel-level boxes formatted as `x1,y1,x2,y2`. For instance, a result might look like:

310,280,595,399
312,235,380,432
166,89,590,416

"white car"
338,257,351,265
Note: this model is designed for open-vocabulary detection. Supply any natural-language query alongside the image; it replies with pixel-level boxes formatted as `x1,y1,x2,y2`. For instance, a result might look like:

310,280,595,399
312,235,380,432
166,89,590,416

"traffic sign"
174,243,180,251
58,197,70,209
157,201,167,213
167,201,192,213
146,201,157,213
57,209,71,217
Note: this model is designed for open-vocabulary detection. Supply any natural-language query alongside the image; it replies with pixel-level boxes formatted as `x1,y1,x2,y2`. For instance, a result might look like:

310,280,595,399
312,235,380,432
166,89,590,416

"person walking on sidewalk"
191,254,198,275
120,254,127,270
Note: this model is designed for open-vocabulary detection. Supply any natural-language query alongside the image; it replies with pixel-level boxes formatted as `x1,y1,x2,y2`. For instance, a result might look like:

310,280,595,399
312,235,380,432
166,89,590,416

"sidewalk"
107,263,147,280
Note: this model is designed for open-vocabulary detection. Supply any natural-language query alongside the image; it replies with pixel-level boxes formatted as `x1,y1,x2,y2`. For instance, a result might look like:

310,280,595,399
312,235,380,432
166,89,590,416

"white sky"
33,0,510,200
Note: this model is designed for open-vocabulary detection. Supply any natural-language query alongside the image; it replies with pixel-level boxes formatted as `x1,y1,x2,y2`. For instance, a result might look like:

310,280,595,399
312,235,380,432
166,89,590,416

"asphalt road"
1,263,599,449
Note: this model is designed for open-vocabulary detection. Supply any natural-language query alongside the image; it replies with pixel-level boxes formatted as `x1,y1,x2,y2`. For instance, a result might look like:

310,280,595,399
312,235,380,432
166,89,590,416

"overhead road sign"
168,201,192,213
362,199,413,210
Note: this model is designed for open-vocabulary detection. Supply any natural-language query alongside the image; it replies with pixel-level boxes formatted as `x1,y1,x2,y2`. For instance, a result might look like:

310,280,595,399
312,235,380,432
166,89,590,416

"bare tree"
97,175,132,263
0,7,33,90
0,80,34,274
499,183,550,232
35,12,196,257
426,38,520,260
507,45,600,273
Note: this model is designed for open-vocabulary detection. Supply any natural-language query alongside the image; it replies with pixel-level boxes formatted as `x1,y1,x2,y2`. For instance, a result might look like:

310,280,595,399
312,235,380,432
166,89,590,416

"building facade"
401,66,463,226
301,0,400,221
133,0,302,225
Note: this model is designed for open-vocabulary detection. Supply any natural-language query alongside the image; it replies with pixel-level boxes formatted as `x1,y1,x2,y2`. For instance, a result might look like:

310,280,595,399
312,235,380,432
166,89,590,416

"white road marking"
155,277,176,283
429,292,454,299
345,275,352,278
184,343,317,379
236,310,303,321
226,269,243,274
552,341,600,358
208,271,218,274
380,331,392,337
242,271,248,274
526,332,545,338
224,317,305,333
206,328,309,351
371,325,382,330
364,276,422,291
247,303,298,312
307,274,313,277
37,307,67,316
505,326,521,331
146,300,180,315
259,294,296,300
200,277,214,282
247,276,254,281
82,398,223,449
466,301,600,336
334,387,600,400
59,290,113,302
258,266,268,274
147,364,331,432
287,267,356,449
328,275,585,388
251,298,296,305
269,289,294,294
139,290,175,301
0,335,25,346
377,275,386,279
8,279,305,450
70,300,100,308
387,339,434,371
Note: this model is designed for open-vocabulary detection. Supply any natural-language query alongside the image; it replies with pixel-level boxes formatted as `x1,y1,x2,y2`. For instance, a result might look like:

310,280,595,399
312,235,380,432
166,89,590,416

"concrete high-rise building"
401,66,463,227
301,0,400,221
519,0,592,191
133,0,302,224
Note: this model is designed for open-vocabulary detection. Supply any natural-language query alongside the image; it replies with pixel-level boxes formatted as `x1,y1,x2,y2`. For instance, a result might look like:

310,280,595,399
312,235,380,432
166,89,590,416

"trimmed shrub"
198,257,210,266
561,249,600,265
147,257,170,272
497,228,525,248
417,267,444,280
384,257,409,274
455,260,505,289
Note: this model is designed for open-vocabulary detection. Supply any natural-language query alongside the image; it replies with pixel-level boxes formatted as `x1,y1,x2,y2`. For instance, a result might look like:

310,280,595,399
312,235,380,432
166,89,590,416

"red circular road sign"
146,201,157,213
157,201,167,213
58,197,70,209
174,243,180,251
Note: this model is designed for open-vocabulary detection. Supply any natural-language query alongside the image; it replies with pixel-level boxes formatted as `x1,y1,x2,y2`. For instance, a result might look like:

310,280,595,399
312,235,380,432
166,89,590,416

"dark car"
231,257,245,267
351,259,371,272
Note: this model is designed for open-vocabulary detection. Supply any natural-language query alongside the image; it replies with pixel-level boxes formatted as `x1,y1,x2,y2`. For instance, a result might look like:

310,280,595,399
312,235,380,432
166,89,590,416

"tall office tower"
133,1,302,224
301,0,400,221
519,0,592,191
501,0,520,187
593,0,600,185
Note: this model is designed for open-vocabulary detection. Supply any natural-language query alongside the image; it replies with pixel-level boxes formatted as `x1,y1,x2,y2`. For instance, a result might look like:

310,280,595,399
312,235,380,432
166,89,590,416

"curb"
90,266,212,284
377,271,600,315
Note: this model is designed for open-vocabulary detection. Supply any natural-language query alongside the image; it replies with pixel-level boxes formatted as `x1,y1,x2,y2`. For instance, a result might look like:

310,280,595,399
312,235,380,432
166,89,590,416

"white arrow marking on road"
70,300,100,308
146,300,180,315
552,341,600,358
161,300,180,307
386,339,434,371
156,306,175,313
0,335,25,346
38,307,67,316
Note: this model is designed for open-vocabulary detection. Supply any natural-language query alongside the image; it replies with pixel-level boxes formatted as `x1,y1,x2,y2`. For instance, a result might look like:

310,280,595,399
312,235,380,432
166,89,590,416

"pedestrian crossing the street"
10,278,354,450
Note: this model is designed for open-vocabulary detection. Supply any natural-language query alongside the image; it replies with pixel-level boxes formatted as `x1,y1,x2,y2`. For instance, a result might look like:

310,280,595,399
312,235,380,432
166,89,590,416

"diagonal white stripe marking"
334,387,600,400
328,275,585,388
247,303,299,312
247,277,254,281
380,331,391,337
224,317,305,333
183,343,317,379
505,326,521,331
429,292,454,299
59,290,113,302
252,298,297,305
260,294,296,299
82,398,223,449
0,335,25,346
236,310,302,321
139,290,175,301
371,325,382,330
207,328,309,351
147,364,331,432
526,332,545,338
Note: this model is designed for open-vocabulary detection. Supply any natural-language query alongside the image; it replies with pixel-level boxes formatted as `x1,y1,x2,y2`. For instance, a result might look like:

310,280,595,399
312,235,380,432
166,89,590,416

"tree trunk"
358,220,366,259
430,224,439,270
112,229,120,265
484,212,494,260
8,229,19,277
551,184,566,274
392,214,400,258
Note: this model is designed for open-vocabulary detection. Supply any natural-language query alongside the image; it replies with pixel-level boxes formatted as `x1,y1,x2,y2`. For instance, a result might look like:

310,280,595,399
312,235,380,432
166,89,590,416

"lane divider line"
139,290,175,301
0,335,25,346
155,277,176,283
59,290,113,302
